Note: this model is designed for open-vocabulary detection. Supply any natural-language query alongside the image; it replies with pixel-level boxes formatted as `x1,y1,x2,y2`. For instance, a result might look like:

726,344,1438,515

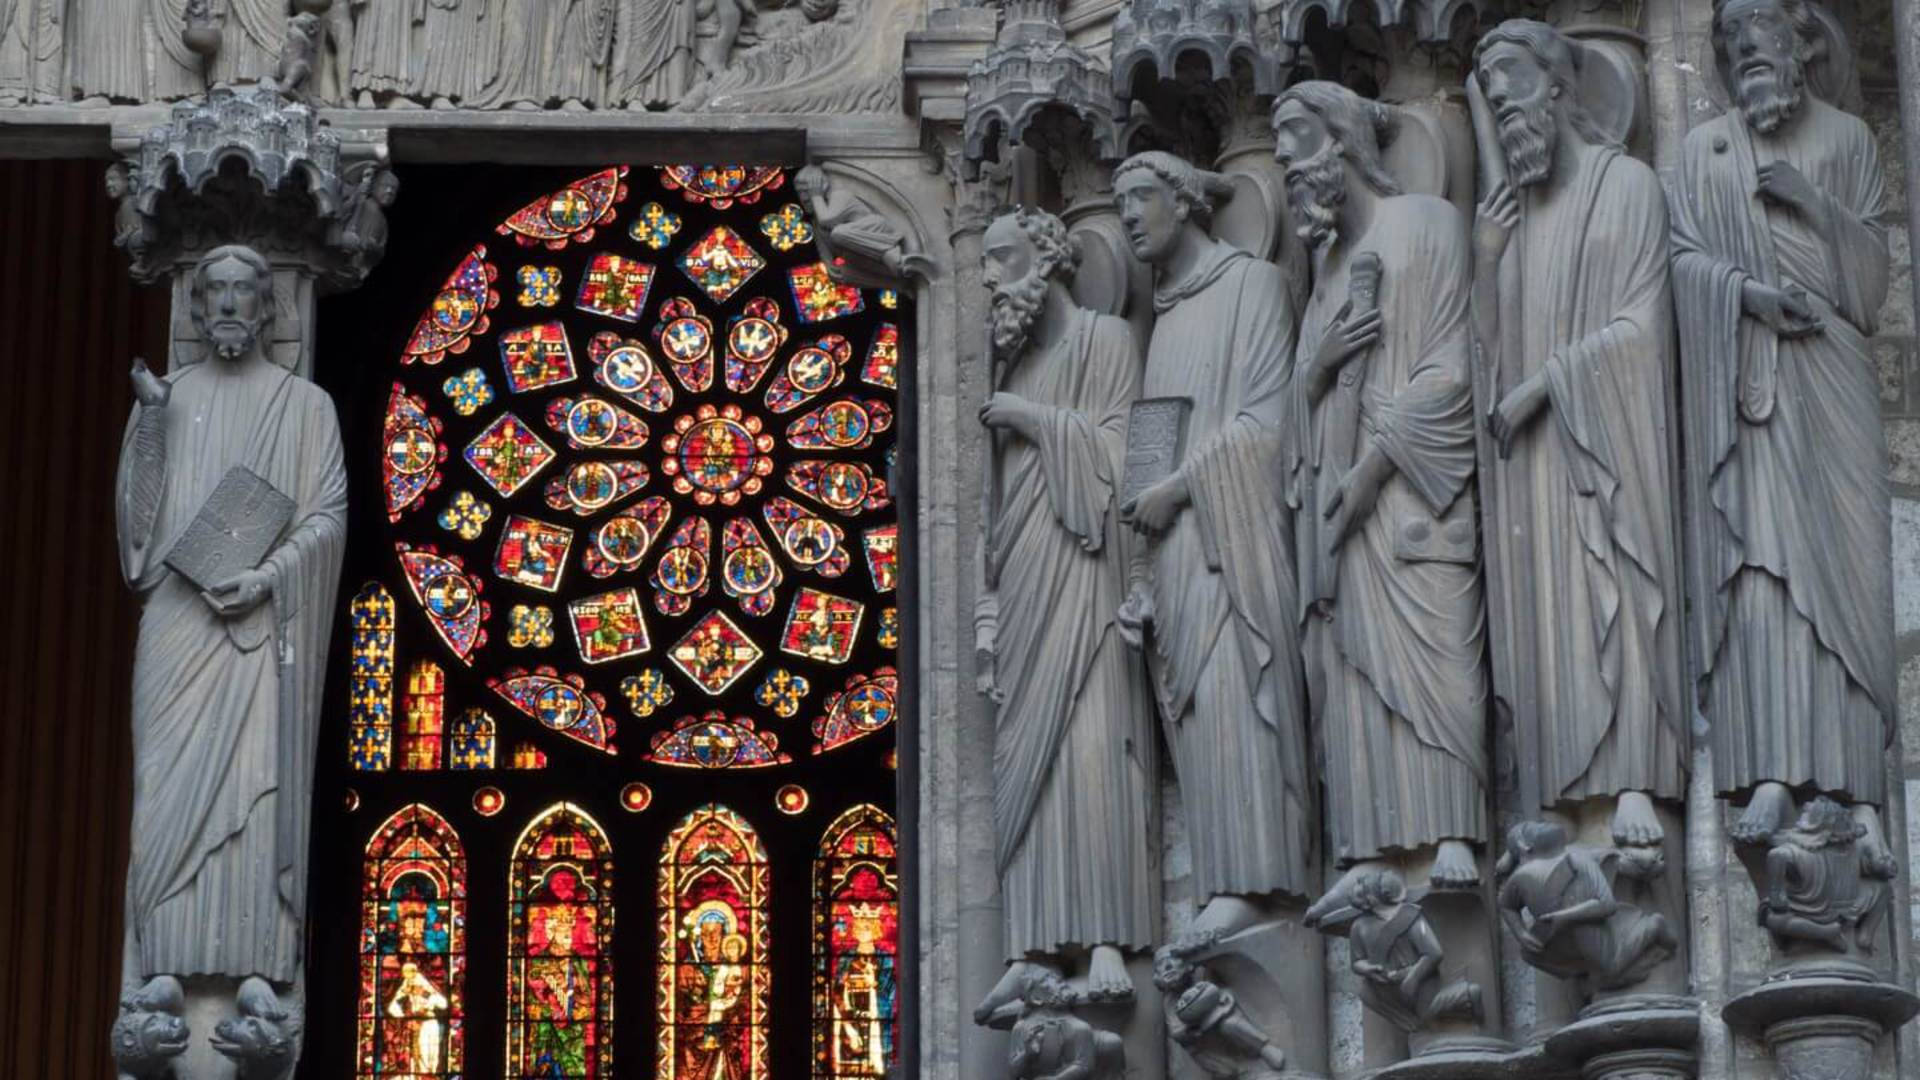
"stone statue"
110,975,189,1080
209,0,284,88
1273,81,1488,886
1112,149,1312,942
1468,19,1686,844
794,165,927,286
1755,796,1894,958
1495,822,1678,996
1007,968,1127,1080
70,0,147,104
468,0,559,108
412,0,485,108
210,977,303,1080
968,207,1158,1024
348,0,420,107
149,0,211,100
1151,946,1289,1079
333,161,397,268
547,0,615,110
612,0,725,108
1669,0,1896,851
114,246,347,1074
0,0,65,106
1342,870,1482,1035
107,161,152,264
266,10,318,97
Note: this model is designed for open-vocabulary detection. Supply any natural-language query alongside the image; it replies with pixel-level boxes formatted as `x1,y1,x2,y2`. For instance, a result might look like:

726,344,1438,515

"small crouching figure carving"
110,975,189,1080
1152,943,1290,1079
1007,967,1125,1080
1758,795,1893,955
1496,822,1678,995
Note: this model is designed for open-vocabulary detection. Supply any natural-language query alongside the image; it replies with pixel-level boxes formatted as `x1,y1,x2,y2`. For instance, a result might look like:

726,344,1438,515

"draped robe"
1669,100,1893,806
987,308,1158,958
0,0,63,103
612,0,695,108
1295,196,1487,863
412,0,487,103
1483,142,1685,810
351,0,421,97
468,0,556,108
117,357,346,983
70,0,147,101
1141,241,1313,902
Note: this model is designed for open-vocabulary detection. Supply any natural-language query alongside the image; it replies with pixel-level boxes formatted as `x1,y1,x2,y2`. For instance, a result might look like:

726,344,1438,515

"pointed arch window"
659,804,771,1080
508,802,616,1079
812,805,899,1078
357,804,466,1079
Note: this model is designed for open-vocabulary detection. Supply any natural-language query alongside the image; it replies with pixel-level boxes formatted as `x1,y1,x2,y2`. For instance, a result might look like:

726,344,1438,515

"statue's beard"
1285,145,1346,247
1736,60,1804,135
989,271,1049,360
206,320,260,361
1496,99,1556,188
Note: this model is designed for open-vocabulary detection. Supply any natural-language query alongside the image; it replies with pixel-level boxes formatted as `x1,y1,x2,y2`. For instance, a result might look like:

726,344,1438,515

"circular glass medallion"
423,571,474,619
566,398,619,446
387,426,438,475
432,288,479,332
819,401,871,448
848,683,896,731
621,782,653,812
473,786,505,816
546,188,593,231
775,784,810,815
678,417,758,495
724,546,778,595
657,547,708,595
597,515,652,566
662,318,711,362
567,462,619,511
534,683,583,729
782,518,837,567
787,347,835,393
820,462,870,511
602,345,653,392
728,317,778,362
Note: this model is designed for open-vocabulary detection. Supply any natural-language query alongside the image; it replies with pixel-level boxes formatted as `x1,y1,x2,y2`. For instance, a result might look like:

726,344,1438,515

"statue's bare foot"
1084,945,1135,1003
1611,791,1666,848
1431,839,1480,889
1731,783,1793,847
973,960,1038,1028
1185,893,1264,947
355,91,375,108
1259,1041,1289,1069
1853,803,1898,879
430,96,456,110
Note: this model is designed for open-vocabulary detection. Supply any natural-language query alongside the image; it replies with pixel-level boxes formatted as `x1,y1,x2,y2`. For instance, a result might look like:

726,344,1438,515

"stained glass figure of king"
115,246,347,1031
1114,151,1314,938
1670,0,1895,850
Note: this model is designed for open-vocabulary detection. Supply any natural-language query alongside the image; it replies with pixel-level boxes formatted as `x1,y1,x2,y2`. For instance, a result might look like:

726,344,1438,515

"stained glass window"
358,805,466,1080
316,164,906,1080
813,805,899,1079
659,804,771,1080
509,803,616,1079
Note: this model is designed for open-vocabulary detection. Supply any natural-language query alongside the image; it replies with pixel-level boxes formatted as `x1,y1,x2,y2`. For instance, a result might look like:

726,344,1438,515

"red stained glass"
575,253,657,323
658,805,772,1080
764,497,851,578
546,395,650,451
647,712,791,769
465,412,558,498
651,516,713,616
786,397,893,451
384,383,446,522
404,245,499,365
787,459,892,516
544,460,650,517
587,331,675,413
725,299,788,393
499,322,579,394
489,666,616,753
812,668,899,754
660,164,785,208
661,404,774,507
668,610,764,694
765,334,852,414
499,168,630,250
396,544,489,663
357,805,466,1080
788,263,865,324
494,515,575,593
652,299,716,392
812,805,899,1078
859,324,898,390
401,660,447,770
721,519,782,616
509,804,616,1078
584,496,673,579
862,525,897,593
679,226,767,305
567,587,653,665
780,588,865,666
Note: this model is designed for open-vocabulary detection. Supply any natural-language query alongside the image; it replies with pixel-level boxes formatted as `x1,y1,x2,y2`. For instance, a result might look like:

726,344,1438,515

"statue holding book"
114,244,347,1077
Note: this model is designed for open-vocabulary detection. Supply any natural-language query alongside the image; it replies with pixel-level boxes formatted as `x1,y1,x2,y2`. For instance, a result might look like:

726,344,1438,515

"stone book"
1121,396,1193,506
163,465,296,593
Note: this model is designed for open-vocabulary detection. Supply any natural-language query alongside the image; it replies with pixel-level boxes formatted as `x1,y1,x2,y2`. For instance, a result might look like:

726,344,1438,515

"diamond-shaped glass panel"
677,226,766,304
464,411,555,497
668,609,764,694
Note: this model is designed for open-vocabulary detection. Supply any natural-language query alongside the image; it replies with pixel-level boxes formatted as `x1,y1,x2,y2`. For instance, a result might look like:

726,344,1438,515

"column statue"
968,207,1160,1039
1669,0,1895,855
1274,79,1500,1058
114,245,348,1080
1469,18,1686,846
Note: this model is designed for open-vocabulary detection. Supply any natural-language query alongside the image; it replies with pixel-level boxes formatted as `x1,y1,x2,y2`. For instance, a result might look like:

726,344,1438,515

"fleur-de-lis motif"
755,668,811,717
758,204,813,252
441,367,495,416
630,201,683,250
621,668,675,717
507,604,555,649
437,490,492,540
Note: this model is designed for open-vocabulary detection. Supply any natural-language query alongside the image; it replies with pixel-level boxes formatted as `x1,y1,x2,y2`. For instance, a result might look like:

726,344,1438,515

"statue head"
1150,944,1196,993
983,207,1079,360
1272,81,1403,246
1474,20,1617,187
190,245,274,363
111,976,189,1077
1787,795,1865,849
793,164,829,205
1113,151,1228,265
1714,0,1814,133
210,978,300,1080
1499,820,1569,875
1347,868,1409,914
371,168,400,207
105,162,132,200
1020,967,1075,1010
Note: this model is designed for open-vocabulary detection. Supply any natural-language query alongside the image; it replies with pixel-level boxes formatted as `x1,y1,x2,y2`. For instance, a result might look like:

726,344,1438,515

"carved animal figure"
210,977,302,1080
110,975,190,1080
1006,969,1125,1080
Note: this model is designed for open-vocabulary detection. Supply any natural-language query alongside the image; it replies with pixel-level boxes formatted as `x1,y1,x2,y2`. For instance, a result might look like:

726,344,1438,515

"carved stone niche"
112,77,394,376
1722,796,1920,1080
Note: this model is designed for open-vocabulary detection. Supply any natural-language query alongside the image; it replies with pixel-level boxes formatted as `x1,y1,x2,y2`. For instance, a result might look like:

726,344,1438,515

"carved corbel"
110,976,189,1080
794,163,935,289
1151,945,1289,1080
1006,968,1127,1080
210,977,304,1080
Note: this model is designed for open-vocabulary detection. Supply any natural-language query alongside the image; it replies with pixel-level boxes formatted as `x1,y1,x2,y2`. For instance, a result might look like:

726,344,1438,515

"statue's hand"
1307,302,1381,403
131,357,170,408
1473,181,1518,266
203,568,272,618
1529,912,1557,942
1487,372,1549,459
1322,444,1392,551
979,392,1041,439
1116,582,1153,650
1120,473,1189,536
1755,161,1824,221
1741,280,1824,340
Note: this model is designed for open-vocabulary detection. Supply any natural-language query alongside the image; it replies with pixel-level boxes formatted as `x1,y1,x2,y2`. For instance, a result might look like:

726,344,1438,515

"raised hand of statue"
1473,181,1519,267
1121,472,1189,536
1323,443,1393,551
203,568,273,619
131,356,171,408
1306,301,1381,404
1115,581,1154,649
979,392,1042,440
1741,280,1824,340
1755,161,1828,228
1488,371,1550,459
